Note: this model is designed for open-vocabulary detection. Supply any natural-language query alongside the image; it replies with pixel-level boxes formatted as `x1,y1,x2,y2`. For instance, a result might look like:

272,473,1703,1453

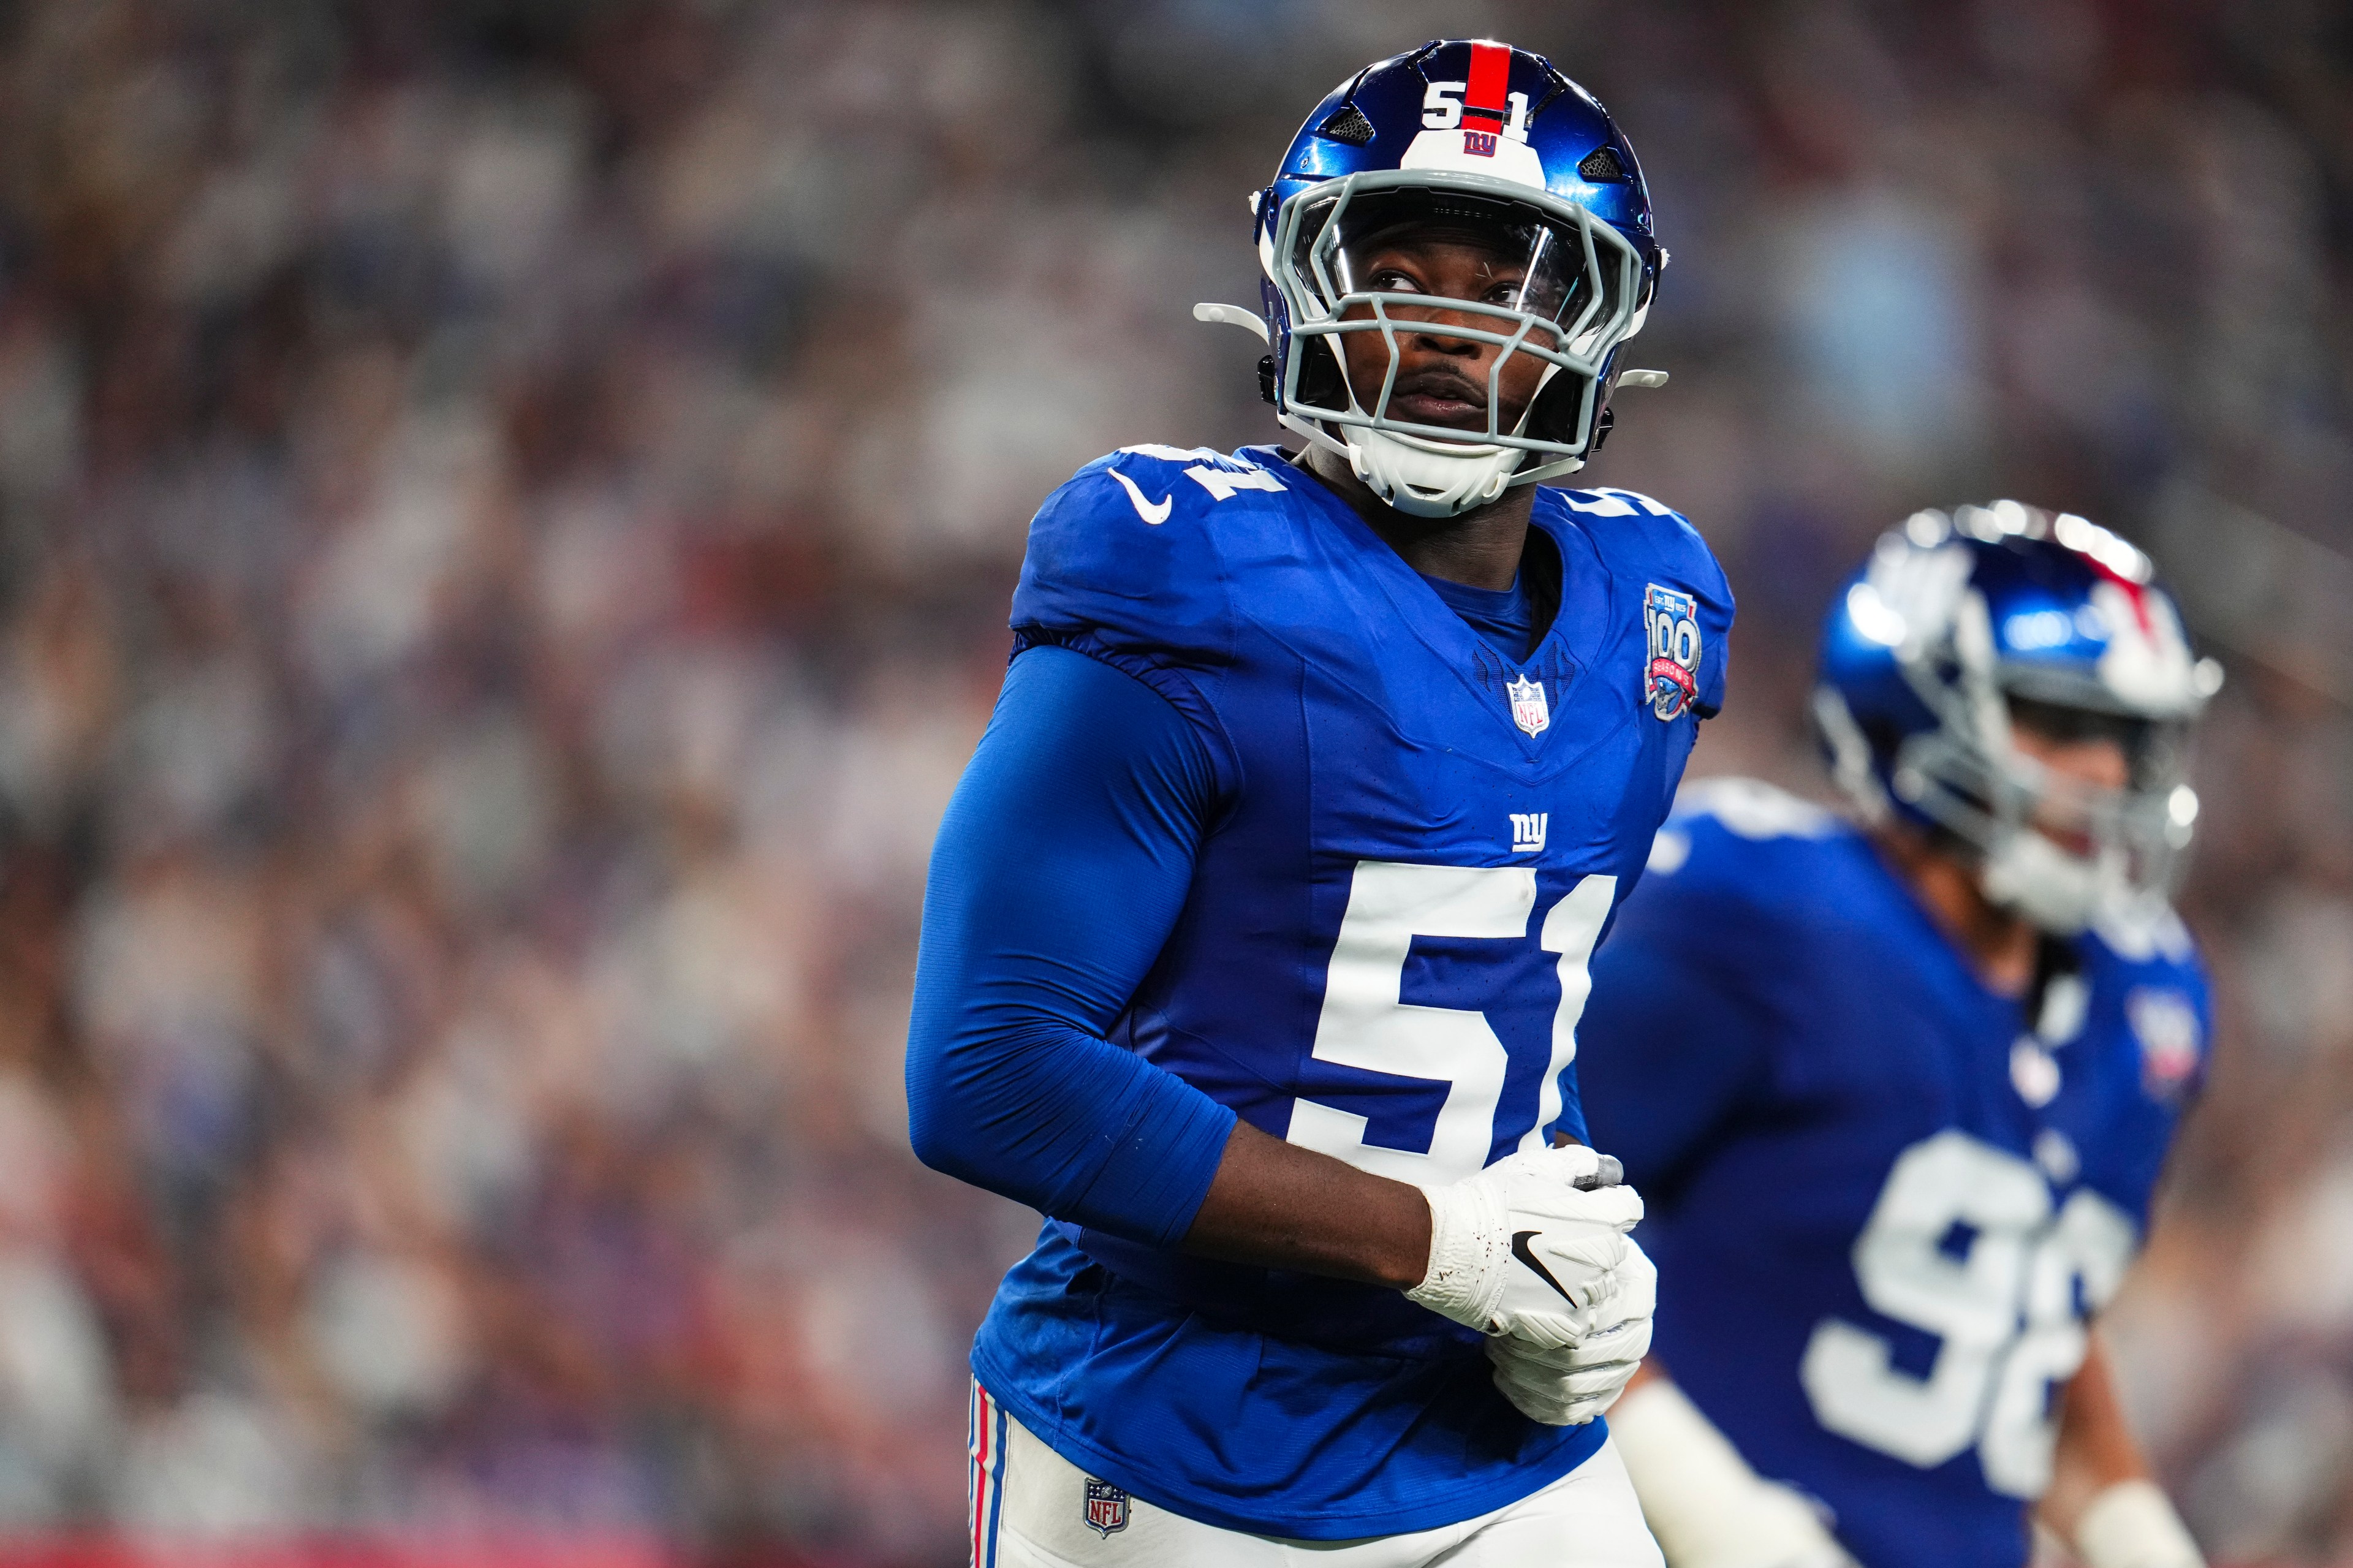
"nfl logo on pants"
1083,1477,1131,1538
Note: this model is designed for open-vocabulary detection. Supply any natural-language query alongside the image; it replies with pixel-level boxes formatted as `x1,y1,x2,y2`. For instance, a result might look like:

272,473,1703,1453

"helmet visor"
2004,695,2188,800
1292,186,1631,350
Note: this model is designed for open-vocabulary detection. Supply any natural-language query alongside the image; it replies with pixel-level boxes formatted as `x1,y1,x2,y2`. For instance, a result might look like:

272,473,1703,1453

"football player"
906,39,1727,1568
1575,506,2216,1568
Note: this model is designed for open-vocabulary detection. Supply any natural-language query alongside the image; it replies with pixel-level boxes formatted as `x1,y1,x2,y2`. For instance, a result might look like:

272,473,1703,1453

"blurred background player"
905,39,1729,1568
1576,506,2216,1568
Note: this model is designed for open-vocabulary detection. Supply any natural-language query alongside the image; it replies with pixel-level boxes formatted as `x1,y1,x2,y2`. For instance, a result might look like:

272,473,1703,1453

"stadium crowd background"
0,0,2345,1562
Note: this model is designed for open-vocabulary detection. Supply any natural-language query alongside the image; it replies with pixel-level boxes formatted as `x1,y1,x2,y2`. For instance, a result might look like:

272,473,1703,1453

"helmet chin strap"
1346,425,1530,518
1341,347,1571,518
1305,350,1576,520
1273,405,1580,518
1979,828,2121,936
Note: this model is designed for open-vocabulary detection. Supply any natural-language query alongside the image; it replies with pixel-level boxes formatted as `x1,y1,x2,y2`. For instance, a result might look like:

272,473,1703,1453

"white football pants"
969,1379,1663,1568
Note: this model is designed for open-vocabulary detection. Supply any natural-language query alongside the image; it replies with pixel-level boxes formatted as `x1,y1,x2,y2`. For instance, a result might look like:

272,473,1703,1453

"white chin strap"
1346,425,1531,518
1980,829,2121,936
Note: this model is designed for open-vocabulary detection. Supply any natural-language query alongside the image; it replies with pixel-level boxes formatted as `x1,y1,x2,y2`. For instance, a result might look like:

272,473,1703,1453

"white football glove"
1483,1232,1656,1425
1404,1143,1644,1349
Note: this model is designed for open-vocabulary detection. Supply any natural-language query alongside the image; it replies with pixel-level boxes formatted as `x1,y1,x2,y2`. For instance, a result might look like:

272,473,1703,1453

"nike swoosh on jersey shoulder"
1095,445,1294,525
1107,467,1173,524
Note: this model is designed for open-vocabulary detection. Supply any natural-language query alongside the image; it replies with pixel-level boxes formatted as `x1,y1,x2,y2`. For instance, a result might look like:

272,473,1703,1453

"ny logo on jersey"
1510,813,1548,855
1083,1477,1130,1537
1643,584,1703,721
1506,673,1550,736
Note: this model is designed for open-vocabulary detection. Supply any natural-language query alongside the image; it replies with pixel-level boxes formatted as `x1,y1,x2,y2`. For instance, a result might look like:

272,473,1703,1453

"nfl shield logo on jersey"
1083,1477,1131,1537
1506,673,1550,736
1643,583,1703,721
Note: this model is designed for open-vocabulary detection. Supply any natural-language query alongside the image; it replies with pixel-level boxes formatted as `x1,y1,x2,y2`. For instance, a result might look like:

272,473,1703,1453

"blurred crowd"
0,0,2346,1562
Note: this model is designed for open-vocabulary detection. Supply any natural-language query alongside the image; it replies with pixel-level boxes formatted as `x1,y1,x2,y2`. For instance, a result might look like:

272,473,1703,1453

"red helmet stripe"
2085,554,2158,635
1464,40,1510,127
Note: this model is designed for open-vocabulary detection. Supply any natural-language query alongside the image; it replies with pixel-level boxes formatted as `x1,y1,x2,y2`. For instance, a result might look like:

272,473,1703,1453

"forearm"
1180,1118,1432,1288
2044,1335,2203,1568
2042,1333,2151,1537
1610,1366,1852,1567
1178,1119,1608,1289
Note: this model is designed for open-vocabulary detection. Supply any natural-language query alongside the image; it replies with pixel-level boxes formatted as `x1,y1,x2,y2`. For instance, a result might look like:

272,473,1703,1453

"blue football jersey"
969,444,1733,1538
1577,779,2209,1568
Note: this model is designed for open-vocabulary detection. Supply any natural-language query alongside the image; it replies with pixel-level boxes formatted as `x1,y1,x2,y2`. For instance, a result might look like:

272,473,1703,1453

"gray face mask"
1886,694,2197,937
1262,170,1653,515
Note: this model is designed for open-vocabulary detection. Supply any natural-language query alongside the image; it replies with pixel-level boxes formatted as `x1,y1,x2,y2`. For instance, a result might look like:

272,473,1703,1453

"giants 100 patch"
1644,583,1703,721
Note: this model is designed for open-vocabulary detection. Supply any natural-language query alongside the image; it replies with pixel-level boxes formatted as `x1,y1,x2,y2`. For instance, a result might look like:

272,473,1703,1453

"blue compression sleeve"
906,645,1238,1247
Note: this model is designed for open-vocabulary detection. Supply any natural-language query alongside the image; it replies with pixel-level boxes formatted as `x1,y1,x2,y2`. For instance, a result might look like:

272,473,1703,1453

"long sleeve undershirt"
905,645,1237,1247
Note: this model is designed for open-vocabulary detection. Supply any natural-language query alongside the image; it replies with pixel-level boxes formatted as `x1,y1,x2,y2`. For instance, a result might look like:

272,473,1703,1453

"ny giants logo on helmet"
1429,40,1522,159
1644,583,1702,721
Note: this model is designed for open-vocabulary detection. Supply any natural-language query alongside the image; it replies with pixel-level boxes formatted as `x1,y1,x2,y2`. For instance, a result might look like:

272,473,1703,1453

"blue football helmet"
1814,502,2221,934
1194,39,1666,517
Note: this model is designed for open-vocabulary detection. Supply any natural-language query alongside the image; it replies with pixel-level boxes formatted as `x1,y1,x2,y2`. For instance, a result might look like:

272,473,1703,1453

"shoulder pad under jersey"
1635,778,1888,950
1553,487,1729,594
1011,445,1300,667
1548,485,1735,718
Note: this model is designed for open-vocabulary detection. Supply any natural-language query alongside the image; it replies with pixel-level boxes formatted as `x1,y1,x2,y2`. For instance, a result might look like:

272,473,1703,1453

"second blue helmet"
1814,503,2219,934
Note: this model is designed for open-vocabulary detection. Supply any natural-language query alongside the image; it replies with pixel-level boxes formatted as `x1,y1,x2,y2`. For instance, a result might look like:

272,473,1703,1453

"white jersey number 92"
1800,1129,2136,1498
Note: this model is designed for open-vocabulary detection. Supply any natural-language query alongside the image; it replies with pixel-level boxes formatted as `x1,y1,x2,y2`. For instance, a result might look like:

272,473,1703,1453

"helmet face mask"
1815,504,2216,936
1233,40,1664,518
1271,173,1643,464
1889,697,2195,935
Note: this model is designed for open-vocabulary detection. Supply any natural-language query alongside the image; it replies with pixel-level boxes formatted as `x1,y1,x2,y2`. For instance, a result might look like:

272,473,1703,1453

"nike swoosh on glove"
1403,1143,1644,1349
1484,1233,1656,1425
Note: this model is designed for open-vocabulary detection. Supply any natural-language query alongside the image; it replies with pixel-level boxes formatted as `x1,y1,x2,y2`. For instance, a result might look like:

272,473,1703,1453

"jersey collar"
1268,449,1621,756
